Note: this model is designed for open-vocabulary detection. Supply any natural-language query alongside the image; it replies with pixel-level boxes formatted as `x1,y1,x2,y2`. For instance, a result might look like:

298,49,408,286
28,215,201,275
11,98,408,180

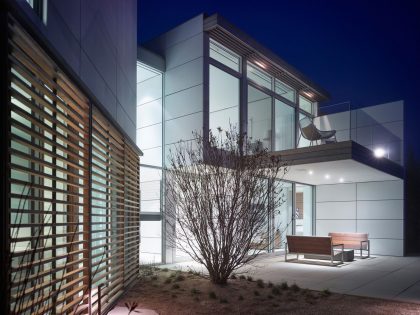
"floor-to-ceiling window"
272,182,293,251
295,184,313,236
209,39,241,143
248,85,272,150
136,63,164,264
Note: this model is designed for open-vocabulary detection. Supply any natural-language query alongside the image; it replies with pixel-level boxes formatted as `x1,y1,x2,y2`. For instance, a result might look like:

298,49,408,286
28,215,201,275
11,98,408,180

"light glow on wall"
374,147,386,158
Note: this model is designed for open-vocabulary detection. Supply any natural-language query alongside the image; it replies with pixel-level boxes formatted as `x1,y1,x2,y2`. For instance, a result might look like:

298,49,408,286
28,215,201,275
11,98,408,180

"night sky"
138,0,420,157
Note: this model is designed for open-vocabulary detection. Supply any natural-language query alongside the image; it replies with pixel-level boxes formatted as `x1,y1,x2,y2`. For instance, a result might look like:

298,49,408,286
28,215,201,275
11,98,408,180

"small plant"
271,286,281,295
291,283,300,292
230,274,237,279
164,278,172,284
238,295,244,301
247,276,253,282
268,281,273,288
253,290,260,296
219,297,228,304
239,275,246,280
188,270,194,274
322,289,331,296
171,294,177,298
194,296,200,302
193,271,201,276
256,279,265,288
208,291,217,299
151,275,158,281
161,268,169,272
280,281,289,290
172,283,180,289
191,288,201,295
124,302,140,315
169,272,177,278
175,274,185,282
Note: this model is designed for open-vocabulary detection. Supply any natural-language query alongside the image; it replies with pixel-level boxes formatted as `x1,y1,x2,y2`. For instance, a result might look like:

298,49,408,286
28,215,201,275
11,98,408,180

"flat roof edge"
204,13,330,101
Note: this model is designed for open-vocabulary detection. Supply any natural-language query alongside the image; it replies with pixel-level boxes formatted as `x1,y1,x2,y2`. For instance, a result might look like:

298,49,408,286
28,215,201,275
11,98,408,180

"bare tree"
165,127,289,284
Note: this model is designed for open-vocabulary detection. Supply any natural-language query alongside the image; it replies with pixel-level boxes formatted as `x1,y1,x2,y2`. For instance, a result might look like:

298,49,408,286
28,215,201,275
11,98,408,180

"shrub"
164,278,172,284
322,289,331,296
253,290,260,296
151,275,158,281
280,282,289,290
268,281,273,288
208,291,217,299
169,272,177,278
291,283,300,292
271,286,281,295
191,288,201,295
172,283,180,289
256,279,265,288
239,275,246,280
247,276,253,282
175,274,185,282
161,268,169,272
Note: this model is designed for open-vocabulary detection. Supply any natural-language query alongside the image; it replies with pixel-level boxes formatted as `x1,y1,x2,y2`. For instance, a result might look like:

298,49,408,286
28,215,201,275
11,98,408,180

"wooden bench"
329,232,370,258
285,235,344,265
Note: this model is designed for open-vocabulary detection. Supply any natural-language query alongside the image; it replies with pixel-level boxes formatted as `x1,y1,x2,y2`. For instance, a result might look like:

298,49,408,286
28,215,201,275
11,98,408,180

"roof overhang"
272,141,404,185
204,14,330,102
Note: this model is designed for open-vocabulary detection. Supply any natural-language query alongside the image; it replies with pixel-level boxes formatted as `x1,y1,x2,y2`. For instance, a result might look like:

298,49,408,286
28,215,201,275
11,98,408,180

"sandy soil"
111,268,420,315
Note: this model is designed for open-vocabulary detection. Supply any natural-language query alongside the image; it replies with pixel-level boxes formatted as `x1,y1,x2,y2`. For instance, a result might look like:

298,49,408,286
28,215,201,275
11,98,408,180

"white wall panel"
165,33,204,70
357,180,403,200
369,239,404,256
316,220,357,236
357,220,403,239
165,85,203,120
316,183,356,202
165,58,204,95
357,200,403,220
316,201,356,220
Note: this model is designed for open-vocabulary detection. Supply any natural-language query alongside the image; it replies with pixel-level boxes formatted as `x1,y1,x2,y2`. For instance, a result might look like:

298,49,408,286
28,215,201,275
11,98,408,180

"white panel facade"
316,183,356,202
316,180,404,256
17,0,138,141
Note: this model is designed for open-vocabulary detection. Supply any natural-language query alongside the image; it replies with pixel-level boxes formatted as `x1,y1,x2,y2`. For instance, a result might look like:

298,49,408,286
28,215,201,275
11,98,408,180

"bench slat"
286,235,332,255
329,232,369,250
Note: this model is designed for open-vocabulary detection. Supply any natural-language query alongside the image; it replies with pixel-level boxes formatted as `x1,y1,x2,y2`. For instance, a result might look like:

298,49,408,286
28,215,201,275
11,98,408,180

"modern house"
1,0,141,314
137,14,406,265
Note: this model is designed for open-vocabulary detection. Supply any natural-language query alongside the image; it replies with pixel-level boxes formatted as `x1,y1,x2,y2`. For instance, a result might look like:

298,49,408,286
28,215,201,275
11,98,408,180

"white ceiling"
281,159,399,185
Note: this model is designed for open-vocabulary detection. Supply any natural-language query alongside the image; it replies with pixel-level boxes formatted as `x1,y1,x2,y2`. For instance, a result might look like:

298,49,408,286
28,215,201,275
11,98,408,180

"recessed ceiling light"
308,170,313,175
255,61,266,69
374,148,386,158
339,178,344,183
303,91,314,98
324,174,330,179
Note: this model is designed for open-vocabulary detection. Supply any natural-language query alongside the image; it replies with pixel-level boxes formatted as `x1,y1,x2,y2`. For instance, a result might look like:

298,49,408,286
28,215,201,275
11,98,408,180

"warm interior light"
308,170,313,175
374,148,386,158
324,174,330,179
303,91,314,98
255,61,266,69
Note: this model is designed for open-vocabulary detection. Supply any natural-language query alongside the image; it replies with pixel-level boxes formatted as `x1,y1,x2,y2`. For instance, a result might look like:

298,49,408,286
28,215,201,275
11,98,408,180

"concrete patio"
162,253,420,304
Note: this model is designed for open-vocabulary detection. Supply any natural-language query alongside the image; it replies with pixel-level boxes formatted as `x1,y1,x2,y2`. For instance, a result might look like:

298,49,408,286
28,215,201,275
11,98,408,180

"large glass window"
247,62,272,90
299,95,314,115
275,79,295,103
298,112,311,148
137,63,163,167
209,39,241,72
248,85,272,150
272,182,293,251
209,65,240,137
295,184,313,236
275,99,295,150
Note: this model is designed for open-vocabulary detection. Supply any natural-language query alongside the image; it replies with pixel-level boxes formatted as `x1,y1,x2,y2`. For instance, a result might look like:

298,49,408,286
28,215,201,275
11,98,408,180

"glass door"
295,184,313,236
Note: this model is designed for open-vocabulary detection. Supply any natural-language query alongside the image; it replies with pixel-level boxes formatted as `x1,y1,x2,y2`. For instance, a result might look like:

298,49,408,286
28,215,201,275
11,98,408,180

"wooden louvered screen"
6,15,141,315
123,142,141,285
8,16,90,315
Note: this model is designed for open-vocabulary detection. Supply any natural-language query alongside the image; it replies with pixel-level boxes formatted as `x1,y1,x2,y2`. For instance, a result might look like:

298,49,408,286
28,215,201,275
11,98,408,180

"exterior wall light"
324,174,330,179
374,147,386,158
